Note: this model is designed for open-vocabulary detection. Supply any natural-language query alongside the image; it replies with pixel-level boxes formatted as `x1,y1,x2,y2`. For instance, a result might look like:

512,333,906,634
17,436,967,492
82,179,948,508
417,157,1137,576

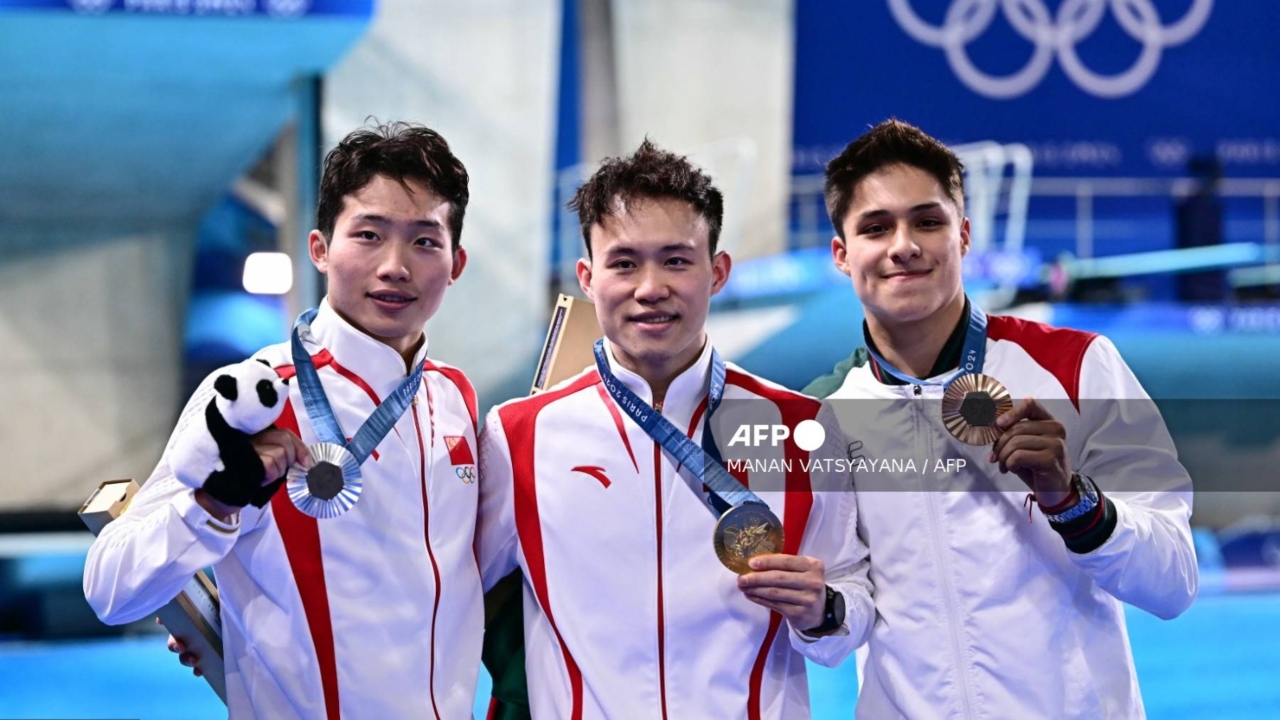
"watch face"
831,587,846,625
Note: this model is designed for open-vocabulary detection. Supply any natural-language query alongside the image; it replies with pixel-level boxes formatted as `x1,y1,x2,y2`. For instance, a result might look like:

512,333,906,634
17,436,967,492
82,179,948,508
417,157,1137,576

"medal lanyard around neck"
593,339,759,515
863,302,989,388
291,308,423,466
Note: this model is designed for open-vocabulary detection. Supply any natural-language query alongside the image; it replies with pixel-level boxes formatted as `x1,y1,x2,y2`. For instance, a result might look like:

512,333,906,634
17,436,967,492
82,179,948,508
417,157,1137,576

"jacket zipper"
915,383,976,718
411,394,443,720
652,439,670,720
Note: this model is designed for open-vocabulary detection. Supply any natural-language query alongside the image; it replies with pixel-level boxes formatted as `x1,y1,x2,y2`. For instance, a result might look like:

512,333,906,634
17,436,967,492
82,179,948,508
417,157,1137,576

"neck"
397,335,425,372
326,300,424,373
613,334,707,407
867,295,966,379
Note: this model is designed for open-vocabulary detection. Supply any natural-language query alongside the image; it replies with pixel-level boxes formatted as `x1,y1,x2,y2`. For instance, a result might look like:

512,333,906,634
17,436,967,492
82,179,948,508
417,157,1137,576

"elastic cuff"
173,488,241,537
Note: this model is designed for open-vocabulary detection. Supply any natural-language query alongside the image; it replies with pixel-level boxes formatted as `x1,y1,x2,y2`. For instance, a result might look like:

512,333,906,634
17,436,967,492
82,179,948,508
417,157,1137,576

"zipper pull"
913,385,922,397
412,394,420,408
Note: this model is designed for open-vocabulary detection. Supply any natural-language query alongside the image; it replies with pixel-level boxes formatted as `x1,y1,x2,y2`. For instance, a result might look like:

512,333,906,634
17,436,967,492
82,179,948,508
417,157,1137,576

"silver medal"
286,442,363,519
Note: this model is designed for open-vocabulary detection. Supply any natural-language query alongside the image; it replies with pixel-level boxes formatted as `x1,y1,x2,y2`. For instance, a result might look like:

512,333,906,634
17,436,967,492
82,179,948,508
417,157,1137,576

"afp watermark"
726,418,828,452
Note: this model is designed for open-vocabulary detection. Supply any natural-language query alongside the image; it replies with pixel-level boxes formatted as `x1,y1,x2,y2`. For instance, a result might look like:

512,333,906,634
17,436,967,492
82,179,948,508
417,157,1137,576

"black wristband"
803,585,846,636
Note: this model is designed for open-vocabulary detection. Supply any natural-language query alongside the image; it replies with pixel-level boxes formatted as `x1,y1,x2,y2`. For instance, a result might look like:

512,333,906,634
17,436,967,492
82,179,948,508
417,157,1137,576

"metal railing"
790,170,1280,295
1027,177,1280,259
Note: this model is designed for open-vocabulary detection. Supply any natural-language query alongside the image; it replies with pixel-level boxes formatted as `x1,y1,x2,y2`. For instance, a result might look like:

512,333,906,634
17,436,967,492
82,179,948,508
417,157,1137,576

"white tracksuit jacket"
84,300,484,720
815,314,1197,719
477,339,875,720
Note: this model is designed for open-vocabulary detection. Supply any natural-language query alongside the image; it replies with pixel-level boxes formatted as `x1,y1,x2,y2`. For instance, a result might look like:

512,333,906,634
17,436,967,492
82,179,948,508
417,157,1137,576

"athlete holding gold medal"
477,141,873,719
806,119,1198,719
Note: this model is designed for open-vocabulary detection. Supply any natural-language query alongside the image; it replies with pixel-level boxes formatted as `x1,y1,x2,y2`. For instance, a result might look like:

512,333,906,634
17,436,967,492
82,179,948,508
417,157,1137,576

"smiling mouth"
885,269,931,279
368,292,416,305
631,313,679,325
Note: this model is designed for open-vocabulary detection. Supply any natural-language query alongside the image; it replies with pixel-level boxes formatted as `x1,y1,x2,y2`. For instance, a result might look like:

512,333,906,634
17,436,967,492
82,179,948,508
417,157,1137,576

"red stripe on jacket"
271,354,447,719
269,395,342,720
986,315,1097,410
500,371,600,720
726,370,820,720
427,359,479,433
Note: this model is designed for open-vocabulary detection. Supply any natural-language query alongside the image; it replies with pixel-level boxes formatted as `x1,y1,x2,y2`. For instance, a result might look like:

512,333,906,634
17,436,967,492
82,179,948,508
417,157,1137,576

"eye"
414,236,443,248
665,257,691,266
918,217,943,228
610,259,636,270
859,223,887,237
357,230,379,241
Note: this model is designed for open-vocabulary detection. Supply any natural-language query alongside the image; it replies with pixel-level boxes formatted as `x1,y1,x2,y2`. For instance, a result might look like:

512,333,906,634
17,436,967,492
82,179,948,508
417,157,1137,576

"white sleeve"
82,371,254,625
477,408,520,593
1067,335,1198,619
787,403,875,665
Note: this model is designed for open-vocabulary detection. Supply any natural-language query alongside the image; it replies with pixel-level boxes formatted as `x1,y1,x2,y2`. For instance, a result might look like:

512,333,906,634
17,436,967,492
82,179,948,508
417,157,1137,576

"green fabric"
802,347,870,399
482,570,532,720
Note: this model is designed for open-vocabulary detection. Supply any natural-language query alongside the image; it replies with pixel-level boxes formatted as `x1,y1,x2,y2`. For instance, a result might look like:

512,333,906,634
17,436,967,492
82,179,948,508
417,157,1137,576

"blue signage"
0,0,372,17
794,1,1280,177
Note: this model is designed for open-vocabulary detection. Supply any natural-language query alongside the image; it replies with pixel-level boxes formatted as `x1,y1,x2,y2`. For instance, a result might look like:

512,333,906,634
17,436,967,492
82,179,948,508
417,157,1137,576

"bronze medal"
713,502,785,575
941,373,1014,445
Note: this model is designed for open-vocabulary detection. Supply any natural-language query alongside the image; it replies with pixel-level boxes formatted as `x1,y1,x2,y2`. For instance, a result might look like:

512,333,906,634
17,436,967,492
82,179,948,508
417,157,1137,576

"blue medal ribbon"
863,301,989,387
593,339,762,516
291,308,423,469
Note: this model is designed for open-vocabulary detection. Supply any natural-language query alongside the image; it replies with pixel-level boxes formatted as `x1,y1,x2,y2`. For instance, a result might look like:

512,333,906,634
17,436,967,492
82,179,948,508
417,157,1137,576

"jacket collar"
863,297,971,386
303,298,429,400
600,337,713,429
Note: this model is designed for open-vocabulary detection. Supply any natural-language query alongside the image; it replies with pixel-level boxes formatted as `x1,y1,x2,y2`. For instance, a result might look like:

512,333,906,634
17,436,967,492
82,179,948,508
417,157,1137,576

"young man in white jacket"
805,119,1198,719
477,140,874,719
83,123,484,720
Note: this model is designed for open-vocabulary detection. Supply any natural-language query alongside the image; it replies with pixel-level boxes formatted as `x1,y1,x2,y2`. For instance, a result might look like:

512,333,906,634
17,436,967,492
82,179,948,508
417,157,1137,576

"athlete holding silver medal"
85,123,487,719
806,119,1198,719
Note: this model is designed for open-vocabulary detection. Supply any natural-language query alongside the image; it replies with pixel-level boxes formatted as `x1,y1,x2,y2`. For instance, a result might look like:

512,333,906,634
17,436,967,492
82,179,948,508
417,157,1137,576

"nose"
634,265,670,303
376,242,411,282
887,225,921,264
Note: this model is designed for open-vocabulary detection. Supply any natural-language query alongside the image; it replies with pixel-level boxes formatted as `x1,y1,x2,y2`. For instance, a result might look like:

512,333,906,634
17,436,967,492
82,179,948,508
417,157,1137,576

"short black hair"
317,121,469,249
824,119,964,239
569,139,724,258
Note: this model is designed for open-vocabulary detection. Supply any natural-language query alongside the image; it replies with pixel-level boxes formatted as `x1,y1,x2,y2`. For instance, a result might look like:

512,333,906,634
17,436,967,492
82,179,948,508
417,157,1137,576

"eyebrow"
350,213,444,229
857,202,943,220
604,242,698,255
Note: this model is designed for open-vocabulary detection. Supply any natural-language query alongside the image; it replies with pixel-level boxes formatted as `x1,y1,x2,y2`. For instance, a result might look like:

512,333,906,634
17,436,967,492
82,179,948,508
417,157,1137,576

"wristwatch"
1045,474,1100,524
802,585,846,637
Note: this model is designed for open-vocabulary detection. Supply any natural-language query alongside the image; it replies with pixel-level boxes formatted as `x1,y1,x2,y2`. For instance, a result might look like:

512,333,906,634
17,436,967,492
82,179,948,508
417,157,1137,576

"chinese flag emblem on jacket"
444,436,475,466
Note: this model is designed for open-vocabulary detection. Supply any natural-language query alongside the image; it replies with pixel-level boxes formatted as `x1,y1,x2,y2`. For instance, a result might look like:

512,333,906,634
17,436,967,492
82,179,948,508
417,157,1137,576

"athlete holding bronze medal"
806,119,1197,719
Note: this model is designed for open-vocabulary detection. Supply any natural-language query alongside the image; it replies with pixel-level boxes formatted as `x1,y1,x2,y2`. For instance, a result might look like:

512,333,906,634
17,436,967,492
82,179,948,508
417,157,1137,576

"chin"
873,299,942,324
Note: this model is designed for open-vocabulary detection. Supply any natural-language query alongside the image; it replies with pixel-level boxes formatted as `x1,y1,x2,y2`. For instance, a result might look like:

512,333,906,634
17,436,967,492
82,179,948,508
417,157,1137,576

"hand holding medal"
987,397,1073,507
592,340,785,576
943,376,1072,505
285,309,424,519
866,303,1070,502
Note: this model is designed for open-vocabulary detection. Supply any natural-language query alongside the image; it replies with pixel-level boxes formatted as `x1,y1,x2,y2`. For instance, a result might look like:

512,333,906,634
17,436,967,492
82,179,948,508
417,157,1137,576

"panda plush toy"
170,358,291,508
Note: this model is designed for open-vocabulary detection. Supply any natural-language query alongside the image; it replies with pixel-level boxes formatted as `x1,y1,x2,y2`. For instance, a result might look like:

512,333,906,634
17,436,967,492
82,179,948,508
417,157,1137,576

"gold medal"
286,442,363,519
942,373,1014,445
713,502,784,575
